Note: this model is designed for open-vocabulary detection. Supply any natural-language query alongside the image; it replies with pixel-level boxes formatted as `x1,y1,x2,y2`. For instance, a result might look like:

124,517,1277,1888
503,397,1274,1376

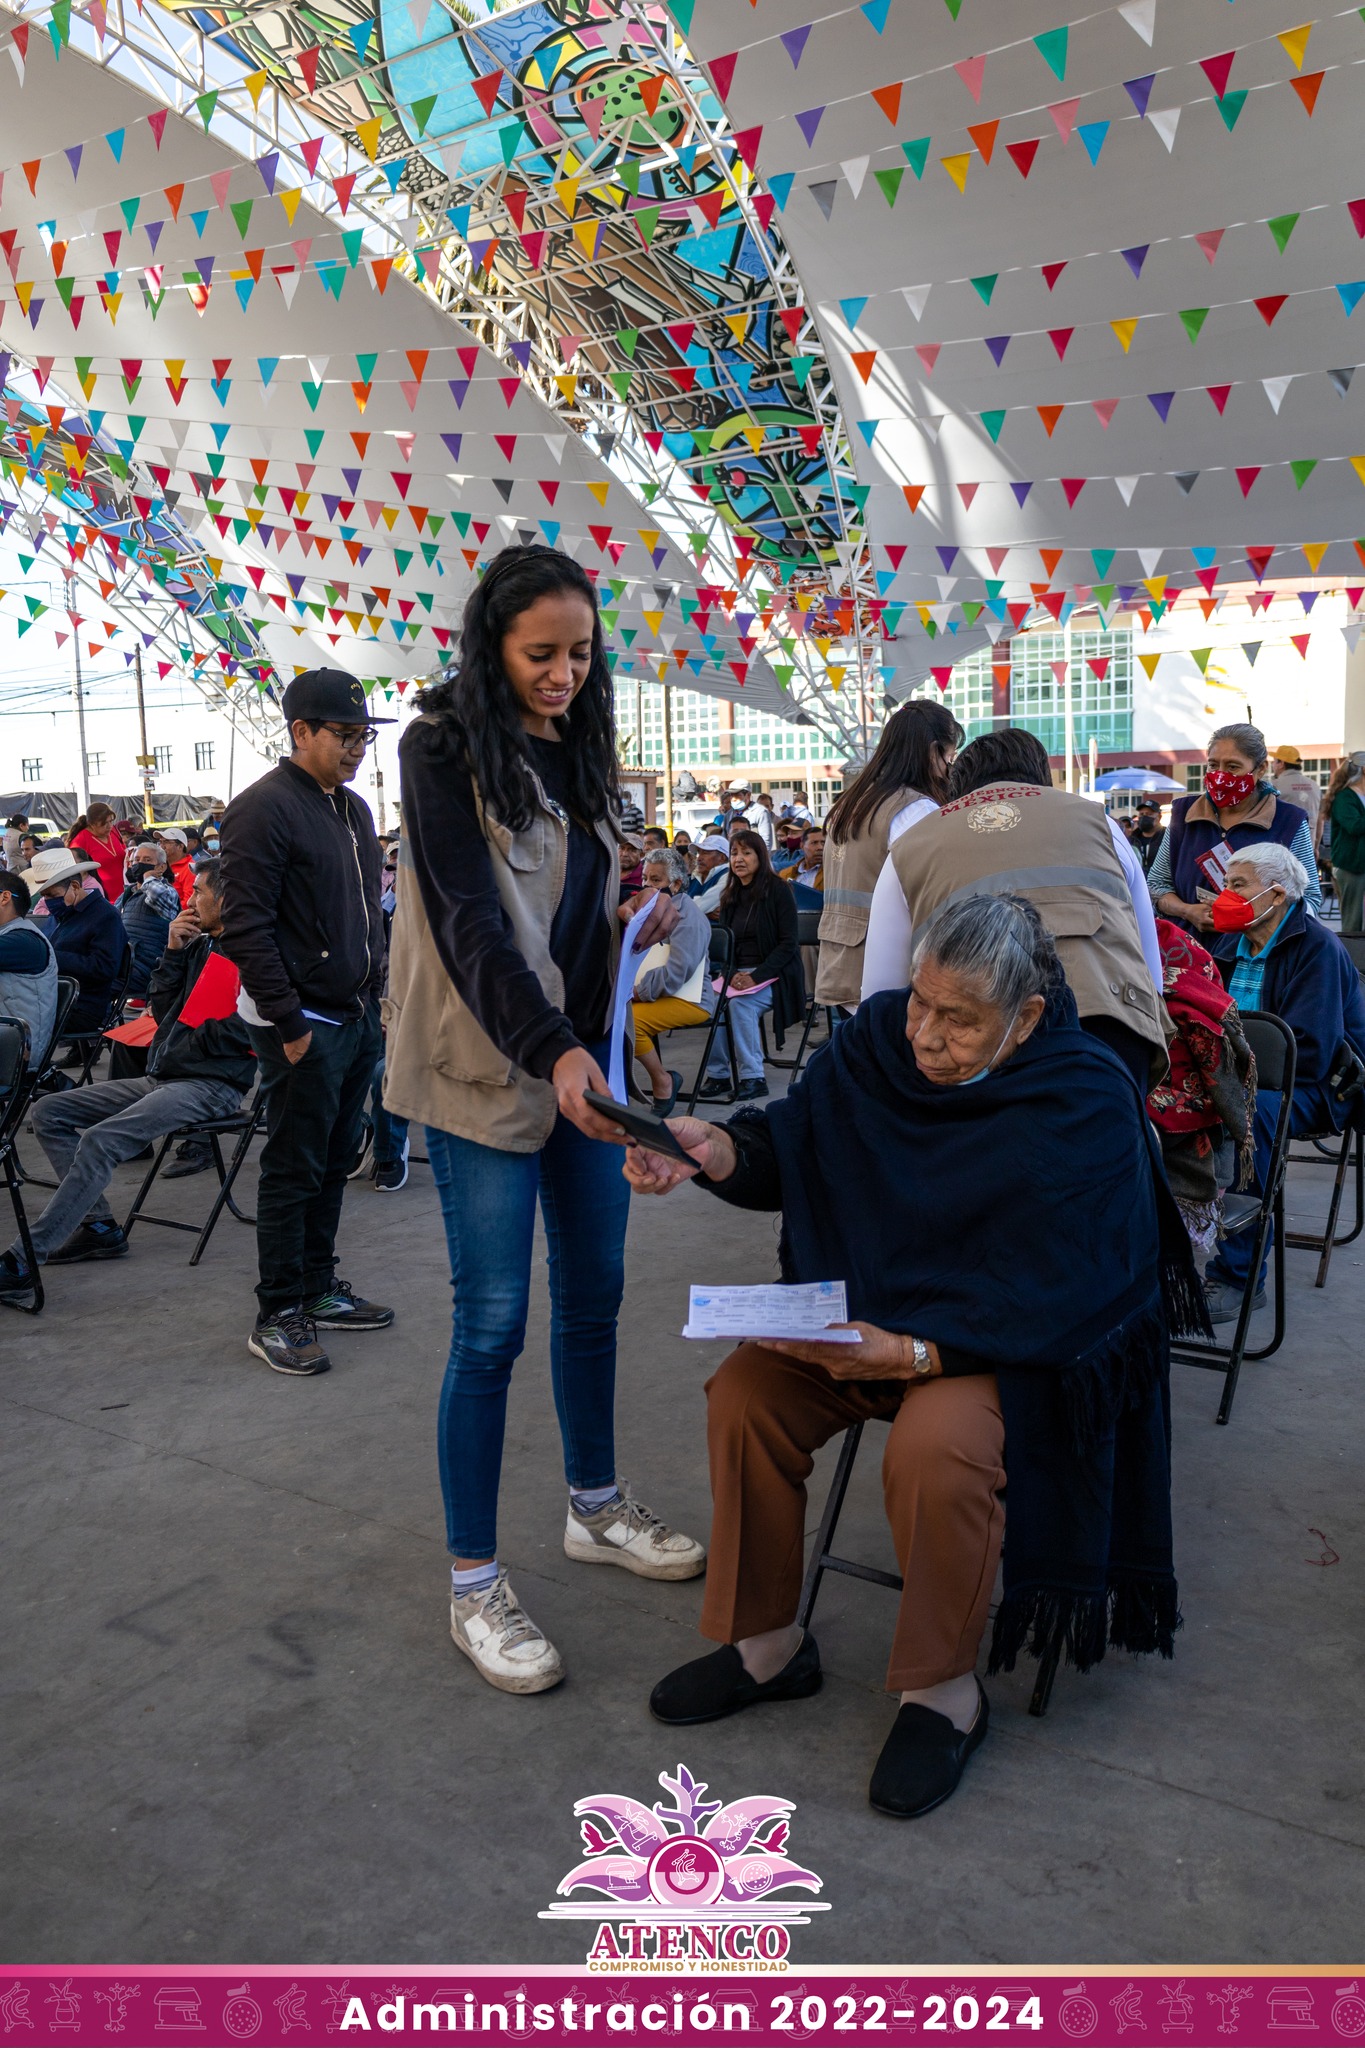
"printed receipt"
683,1281,862,1342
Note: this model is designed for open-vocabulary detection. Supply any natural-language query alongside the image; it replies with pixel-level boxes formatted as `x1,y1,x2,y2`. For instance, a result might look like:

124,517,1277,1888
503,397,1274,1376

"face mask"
1210,885,1274,933
936,1004,1021,1086
1204,768,1257,810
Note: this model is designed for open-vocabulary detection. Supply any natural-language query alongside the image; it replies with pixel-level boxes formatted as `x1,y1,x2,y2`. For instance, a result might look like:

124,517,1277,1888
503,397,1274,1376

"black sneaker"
46,1220,129,1264
696,1077,732,1101
0,1249,36,1297
162,1139,214,1180
734,1078,769,1101
373,1155,408,1192
301,1278,394,1330
247,1307,331,1375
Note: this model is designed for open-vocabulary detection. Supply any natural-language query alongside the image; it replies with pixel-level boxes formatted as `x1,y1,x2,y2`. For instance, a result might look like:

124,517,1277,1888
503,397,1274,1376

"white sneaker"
348,1132,374,1182
564,1485,707,1581
449,1570,564,1695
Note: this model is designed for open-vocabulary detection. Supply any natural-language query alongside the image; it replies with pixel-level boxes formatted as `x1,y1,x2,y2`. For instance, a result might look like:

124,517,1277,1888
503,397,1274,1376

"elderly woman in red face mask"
1148,723,1321,934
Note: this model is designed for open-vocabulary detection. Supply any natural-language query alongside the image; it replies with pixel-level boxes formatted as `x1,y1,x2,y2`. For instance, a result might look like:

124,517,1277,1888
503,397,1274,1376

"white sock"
570,1483,621,1516
452,1561,499,1599
900,1672,980,1732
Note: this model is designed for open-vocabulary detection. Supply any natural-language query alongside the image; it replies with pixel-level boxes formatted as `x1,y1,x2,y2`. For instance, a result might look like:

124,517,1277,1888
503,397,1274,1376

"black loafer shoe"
869,1682,989,1819
734,1078,769,1101
650,1633,822,1725
652,1071,684,1118
696,1078,732,1101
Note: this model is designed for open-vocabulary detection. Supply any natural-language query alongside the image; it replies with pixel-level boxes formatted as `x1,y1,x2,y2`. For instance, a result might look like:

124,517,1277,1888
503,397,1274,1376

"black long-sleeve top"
697,1108,989,1379
399,716,613,1081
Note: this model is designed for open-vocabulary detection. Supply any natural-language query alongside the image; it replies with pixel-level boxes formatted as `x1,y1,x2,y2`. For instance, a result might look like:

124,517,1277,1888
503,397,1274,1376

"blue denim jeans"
426,1070,630,1558
1206,1080,1337,1292
368,1050,409,1167
705,984,773,1082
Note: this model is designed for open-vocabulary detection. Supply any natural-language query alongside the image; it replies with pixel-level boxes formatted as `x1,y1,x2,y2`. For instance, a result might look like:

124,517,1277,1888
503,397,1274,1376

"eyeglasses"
320,723,380,748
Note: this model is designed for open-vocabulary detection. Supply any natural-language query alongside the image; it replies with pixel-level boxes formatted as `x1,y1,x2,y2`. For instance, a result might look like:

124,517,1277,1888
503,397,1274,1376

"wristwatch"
908,1336,933,1377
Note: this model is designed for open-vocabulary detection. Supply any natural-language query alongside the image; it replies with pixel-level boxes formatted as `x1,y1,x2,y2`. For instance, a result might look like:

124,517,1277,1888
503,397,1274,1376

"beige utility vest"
890,781,1168,1067
382,750,625,1153
816,787,927,1007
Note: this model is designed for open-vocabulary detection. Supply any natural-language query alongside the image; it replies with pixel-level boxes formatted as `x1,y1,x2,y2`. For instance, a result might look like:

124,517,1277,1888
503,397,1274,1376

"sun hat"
21,847,99,891
1273,744,1301,765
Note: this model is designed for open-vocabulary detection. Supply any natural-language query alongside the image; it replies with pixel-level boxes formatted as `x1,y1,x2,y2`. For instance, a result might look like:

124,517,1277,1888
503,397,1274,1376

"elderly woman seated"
1202,842,1365,1320
625,895,1207,1820
632,846,718,1117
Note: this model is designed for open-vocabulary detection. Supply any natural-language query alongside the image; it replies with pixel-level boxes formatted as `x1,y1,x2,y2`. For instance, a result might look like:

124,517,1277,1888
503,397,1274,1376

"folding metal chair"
0,1018,44,1314
672,925,739,1111
1172,1012,1296,1425
57,942,134,1086
121,1097,264,1265
763,908,834,1081
794,1418,1060,1717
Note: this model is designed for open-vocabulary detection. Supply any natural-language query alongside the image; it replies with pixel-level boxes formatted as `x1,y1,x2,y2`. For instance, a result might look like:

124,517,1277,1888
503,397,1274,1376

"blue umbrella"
1093,768,1185,793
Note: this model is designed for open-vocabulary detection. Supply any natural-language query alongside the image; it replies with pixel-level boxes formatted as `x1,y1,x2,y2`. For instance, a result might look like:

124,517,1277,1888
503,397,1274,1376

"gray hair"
1209,721,1268,771
1229,842,1308,902
913,894,1062,1013
642,846,690,892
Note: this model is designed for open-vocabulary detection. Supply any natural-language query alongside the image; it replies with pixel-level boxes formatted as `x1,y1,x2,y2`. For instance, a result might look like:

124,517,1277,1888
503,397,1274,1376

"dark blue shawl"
763,983,1210,1676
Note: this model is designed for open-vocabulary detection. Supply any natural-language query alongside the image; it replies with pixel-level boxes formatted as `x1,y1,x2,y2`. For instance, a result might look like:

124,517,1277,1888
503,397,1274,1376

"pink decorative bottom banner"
0,1969,1362,2047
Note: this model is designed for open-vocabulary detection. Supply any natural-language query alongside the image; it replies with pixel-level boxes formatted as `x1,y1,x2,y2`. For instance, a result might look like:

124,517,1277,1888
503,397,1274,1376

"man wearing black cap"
1130,796,1166,879
219,669,394,1375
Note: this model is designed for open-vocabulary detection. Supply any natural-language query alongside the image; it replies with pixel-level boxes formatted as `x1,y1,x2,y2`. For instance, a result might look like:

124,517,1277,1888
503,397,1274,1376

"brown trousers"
700,1345,1006,1692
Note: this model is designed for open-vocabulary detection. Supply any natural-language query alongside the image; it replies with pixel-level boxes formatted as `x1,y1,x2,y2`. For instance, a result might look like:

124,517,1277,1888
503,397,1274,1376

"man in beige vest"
864,729,1168,1087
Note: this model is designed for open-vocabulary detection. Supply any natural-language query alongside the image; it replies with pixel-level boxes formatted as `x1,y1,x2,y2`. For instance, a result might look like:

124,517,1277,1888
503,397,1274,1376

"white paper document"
682,1281,862,1342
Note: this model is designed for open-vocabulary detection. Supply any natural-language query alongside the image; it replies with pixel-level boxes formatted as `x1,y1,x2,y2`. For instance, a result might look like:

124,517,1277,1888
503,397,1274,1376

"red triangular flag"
709,51,737,99
1199,50,1235,98
472,69,504,116
1041,260,1067,290
1006,139,1039,178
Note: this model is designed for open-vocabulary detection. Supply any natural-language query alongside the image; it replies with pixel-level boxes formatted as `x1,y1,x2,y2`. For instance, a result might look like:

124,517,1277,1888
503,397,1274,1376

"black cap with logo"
281,668,396,726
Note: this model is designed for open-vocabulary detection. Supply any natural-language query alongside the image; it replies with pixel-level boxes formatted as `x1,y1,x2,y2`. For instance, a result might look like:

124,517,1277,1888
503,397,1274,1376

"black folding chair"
1284,1119,1364,1287
7,975,80,1198
672,925,739,1112
121,1097,264,1265
1172,1012,1296,1425
794,1419,1060,1717
763,907,833,1081
0,1018,44,1313
57,942,134,1086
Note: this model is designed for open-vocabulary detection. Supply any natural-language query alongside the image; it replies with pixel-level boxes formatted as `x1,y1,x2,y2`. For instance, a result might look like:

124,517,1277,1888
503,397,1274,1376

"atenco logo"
537,1764,830,1971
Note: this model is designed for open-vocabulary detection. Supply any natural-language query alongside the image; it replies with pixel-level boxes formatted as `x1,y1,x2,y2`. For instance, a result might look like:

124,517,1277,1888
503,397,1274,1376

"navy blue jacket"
43,888,125,1012
1211,903,1365,1109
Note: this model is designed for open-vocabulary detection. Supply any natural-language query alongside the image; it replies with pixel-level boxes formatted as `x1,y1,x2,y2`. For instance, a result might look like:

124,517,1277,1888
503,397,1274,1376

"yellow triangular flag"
1350,456,1365,489
555,374,577,403
742,426,765,453
1142,576,1167,600
1110,318,1138,353
642,610,664,635
163,358,184,381
724,313,748,344
356,117,383,162
279,189,302,224
1276,22,1312,69
572,217,600,257
1301,541,1329,571
554,176,580,217
245,68,268,107
827,665,845,689
587,480,610,506
1137,652,1160,679
940,153,971,193
637,529,660,548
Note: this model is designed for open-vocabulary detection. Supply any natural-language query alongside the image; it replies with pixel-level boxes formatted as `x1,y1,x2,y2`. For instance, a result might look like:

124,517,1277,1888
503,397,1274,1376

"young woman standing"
386,546,704,1697
697,830,802,1103
68,802,127,904
816,699,963,1011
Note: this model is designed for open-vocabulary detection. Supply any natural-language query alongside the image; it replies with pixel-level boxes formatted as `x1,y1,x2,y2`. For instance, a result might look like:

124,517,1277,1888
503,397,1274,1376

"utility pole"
661,682,675,838
1061,614,1075,793
67,575,90,816
132,645,155,826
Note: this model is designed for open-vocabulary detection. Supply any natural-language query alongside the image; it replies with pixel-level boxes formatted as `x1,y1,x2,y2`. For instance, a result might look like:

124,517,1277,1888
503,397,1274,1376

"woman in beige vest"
388,547,705,1700
816,699,963,1009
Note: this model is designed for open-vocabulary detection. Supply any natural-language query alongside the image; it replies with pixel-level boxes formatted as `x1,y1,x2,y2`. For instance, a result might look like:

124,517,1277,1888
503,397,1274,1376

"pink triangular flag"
1048,98,1081,143
915,343,941,374
957,481,980,509
210,167,233,210
986,547,1009,573
1091,398,1119,428
1195,227,1224,265
954,54,986,102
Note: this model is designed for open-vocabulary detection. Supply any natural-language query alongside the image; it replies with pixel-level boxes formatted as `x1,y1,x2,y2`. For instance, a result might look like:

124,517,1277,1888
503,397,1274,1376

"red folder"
104,1013,158,1046
177,950,241,1027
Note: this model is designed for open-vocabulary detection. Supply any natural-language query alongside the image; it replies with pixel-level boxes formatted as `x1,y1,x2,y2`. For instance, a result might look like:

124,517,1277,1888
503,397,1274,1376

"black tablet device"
583,1091,695,1162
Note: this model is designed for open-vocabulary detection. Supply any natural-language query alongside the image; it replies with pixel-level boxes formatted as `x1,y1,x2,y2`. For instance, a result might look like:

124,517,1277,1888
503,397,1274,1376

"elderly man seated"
625,896,1206,1819
0,859,254,1297
631,847,718,1117
1203,842,1365,1320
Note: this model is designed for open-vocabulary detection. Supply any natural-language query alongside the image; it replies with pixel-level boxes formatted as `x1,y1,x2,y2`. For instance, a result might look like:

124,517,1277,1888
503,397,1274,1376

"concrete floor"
3,1044,1364,1968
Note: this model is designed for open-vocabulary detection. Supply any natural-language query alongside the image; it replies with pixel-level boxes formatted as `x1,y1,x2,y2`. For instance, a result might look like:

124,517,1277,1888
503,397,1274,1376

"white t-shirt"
743,802,776,849
861,811,1163,1001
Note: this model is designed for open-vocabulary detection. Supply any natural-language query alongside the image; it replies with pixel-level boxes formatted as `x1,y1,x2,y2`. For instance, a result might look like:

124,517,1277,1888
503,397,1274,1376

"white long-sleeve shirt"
861,810,1164,1001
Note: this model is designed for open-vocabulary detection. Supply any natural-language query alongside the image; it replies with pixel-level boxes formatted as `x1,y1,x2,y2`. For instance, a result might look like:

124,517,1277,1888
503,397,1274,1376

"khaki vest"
890,781,1168,1068
816,788,927,1007
382,744,626,1153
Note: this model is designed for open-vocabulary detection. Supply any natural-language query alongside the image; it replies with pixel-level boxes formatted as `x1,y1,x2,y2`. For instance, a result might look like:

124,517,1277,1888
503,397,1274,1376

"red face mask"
1210,886,1272,933
1204,768,1257,810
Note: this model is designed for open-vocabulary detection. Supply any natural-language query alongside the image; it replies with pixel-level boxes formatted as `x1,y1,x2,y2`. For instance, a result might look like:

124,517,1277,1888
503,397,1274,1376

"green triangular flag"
980,409,1006,443
873,166,905,207
902,137,930,179
634,206,661,245
670,0,696,32
355,351,378,380
616,328,639,358
609,371,632,399
1191,647,1212,674
969,273,998,304
1291,458,1317,488
304,429,325,455
195,89,218,129
617,160,640,196
1216,89,1248,131
119,196,140,231
410,95,438,137
498,121,526,166
230,199,254,238
342,229,364,267
1179,307,1209,343
1267,212,1299,253
1033,25,1069,79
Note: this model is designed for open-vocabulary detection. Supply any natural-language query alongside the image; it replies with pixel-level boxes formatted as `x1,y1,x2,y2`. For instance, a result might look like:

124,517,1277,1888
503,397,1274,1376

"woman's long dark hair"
719,828,778,915
417,545,619,831
825,699,964,844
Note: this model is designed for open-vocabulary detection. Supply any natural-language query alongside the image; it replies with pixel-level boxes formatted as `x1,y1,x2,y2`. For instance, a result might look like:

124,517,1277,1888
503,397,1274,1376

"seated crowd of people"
3,680,1362,1827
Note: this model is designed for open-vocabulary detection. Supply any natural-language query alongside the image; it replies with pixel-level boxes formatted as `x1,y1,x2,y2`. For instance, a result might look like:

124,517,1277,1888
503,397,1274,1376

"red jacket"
167,852,195,906
69,825,127,902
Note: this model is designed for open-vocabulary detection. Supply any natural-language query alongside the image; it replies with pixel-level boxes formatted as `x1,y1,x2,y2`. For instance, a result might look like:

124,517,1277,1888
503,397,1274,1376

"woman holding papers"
388,546,704,1700
631,846,717,1116
625,894,1208,1819
696,830,803,1103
